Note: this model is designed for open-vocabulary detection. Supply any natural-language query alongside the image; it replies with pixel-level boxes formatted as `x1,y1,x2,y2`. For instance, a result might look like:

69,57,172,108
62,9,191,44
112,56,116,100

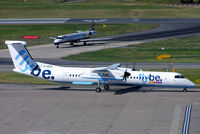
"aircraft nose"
54,39,60,45
186,79,196,88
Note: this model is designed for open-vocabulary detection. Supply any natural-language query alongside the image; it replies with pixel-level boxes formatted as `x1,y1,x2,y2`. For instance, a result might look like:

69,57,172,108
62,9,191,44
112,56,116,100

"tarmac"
0,83,199,134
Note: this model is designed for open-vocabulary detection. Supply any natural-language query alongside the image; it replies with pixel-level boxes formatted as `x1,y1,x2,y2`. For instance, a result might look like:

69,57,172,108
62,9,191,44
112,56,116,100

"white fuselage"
54,30,97,45
14,62,196,88
6,40,195,92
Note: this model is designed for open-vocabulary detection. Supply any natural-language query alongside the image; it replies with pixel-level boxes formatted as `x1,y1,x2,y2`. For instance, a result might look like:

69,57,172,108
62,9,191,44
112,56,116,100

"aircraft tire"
136,86,142,89
96,87,101,92
183,88,187,92
56,44,59,48
104,84,109,91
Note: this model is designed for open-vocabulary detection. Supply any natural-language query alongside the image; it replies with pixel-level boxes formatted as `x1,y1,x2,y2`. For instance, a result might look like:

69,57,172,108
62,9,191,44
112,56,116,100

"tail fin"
89,22,95,31
5,40,37,73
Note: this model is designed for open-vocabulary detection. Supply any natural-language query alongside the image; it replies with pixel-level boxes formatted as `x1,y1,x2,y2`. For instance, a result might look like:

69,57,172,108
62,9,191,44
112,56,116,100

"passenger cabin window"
175,75,184,79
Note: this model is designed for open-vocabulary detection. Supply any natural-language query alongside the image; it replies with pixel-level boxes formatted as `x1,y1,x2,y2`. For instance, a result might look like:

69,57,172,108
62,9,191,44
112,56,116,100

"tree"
181,0,194,3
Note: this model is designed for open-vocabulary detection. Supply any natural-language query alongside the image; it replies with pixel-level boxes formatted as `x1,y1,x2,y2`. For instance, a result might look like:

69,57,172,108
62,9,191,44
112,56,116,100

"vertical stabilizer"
5,40,37,73
89,22,95,31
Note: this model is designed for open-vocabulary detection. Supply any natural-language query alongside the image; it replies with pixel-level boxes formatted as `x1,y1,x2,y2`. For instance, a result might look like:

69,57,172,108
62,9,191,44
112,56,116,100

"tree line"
181,0,200,4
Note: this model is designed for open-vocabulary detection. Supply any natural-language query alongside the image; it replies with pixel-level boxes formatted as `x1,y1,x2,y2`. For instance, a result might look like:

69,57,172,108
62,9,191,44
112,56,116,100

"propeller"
123,66,131,81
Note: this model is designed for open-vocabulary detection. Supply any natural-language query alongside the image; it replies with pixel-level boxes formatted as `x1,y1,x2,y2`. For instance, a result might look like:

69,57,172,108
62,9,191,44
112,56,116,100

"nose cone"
54,39,61,45
89,31,97,37
93,31,97,36
185,79,196,88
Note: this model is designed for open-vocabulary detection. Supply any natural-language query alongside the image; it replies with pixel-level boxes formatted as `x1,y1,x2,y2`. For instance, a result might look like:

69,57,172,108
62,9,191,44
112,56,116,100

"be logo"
139,73,162,83
31,66,55,80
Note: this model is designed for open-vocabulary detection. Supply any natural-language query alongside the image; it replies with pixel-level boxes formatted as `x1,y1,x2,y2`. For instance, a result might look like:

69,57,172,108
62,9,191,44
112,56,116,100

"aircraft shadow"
114,87,200,95
39,86,71,91
60,42,107,48
39,86,94,92
39,85,200,94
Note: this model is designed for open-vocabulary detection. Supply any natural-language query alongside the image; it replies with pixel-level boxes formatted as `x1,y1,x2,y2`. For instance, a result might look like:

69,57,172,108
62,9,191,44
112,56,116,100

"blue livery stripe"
72,82,94,85
83,77,123,81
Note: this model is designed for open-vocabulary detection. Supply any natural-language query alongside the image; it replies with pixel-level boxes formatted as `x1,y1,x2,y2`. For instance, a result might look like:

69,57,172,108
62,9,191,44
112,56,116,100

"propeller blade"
123,71,131,81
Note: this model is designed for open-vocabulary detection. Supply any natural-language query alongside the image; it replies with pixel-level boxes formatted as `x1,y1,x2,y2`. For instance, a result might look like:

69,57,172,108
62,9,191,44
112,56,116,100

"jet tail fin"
89,22,95,31
5,40,38,73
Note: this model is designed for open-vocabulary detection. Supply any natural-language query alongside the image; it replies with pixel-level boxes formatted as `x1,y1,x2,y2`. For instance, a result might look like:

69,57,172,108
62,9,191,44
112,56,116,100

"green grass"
0,23,158,49
0,72,59,85
0,0,199,18
1,68,199,87
62,36,200,63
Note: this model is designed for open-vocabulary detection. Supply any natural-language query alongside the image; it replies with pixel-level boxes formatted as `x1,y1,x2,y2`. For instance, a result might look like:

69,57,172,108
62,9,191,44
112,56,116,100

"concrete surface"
0,83,199,134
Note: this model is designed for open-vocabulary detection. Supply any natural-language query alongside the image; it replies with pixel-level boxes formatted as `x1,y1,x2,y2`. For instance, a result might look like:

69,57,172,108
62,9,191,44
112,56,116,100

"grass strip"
62,36,200,63
0,0,199,18
0,23,158,49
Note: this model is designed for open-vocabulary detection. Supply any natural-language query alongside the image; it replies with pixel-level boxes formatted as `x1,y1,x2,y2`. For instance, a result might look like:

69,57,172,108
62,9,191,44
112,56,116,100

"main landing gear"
95,83,110,93
183,88,188,92
95,87,101,92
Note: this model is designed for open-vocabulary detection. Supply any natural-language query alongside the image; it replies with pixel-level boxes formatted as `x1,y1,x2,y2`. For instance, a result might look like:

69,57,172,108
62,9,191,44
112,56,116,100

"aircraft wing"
76,30,84,33
92,63,121,73
48,37,56,39
80,37,111,42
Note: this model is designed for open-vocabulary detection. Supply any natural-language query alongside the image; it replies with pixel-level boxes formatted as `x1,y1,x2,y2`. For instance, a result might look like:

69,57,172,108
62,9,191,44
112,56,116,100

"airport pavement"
0,41,143,59
0,83,199,134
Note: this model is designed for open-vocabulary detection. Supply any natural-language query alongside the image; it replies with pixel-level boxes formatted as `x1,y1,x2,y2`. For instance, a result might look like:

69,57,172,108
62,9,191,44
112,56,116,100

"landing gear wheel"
96,87,101,92
56,44,59,48
83,42,86,45
136,86,142,89
70,42,74,45
104,85,109,91
183,88,187,92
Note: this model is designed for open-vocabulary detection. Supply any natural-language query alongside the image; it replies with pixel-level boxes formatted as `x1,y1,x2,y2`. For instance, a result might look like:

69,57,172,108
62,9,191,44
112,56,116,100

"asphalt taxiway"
0,83,200,134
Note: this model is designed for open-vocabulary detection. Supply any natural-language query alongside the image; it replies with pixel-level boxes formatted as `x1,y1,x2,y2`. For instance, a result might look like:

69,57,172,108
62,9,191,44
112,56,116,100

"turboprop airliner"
5,40,195,92
49,22,110,48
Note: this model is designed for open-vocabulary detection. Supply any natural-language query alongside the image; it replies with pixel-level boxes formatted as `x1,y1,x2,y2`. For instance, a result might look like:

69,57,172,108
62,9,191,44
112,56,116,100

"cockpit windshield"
56,37,63,39
175,75,184,79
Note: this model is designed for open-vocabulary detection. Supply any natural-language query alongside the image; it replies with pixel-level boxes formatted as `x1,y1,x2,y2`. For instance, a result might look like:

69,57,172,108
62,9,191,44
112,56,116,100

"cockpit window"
175,75,184,79
56,37,63,39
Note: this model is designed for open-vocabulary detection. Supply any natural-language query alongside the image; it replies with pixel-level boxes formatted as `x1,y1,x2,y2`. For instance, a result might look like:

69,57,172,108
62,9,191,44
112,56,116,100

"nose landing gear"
54,44,59,48
183,88,187,92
